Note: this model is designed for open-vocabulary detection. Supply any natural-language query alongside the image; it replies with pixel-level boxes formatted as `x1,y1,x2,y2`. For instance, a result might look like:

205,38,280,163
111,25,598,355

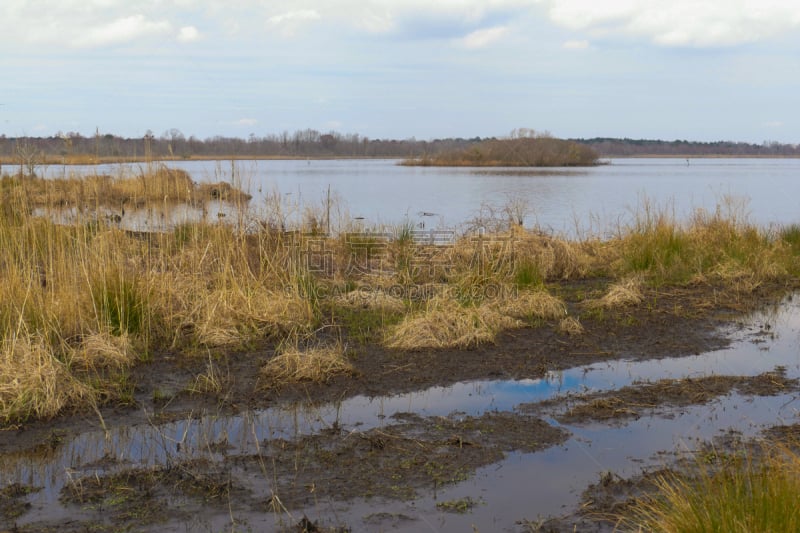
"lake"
40,157,800,236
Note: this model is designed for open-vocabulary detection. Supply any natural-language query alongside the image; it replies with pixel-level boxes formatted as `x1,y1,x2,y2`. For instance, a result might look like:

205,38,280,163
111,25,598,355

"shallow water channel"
3,296,800,531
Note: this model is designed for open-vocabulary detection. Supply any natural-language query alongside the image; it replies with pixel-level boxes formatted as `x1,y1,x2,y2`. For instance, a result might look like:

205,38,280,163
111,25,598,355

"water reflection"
32,200,244,233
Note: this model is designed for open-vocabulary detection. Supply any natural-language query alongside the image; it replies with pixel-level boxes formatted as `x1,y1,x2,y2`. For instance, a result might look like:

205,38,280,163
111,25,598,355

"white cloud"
460,26,509,49
74,14,173,47
542,0,800,47
8,0,797,50
267,9,321,36
177,26,201,43
233,118,258,127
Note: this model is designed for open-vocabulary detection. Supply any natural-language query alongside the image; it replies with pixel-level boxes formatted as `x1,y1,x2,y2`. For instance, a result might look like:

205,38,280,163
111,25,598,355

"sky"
2,0,799,143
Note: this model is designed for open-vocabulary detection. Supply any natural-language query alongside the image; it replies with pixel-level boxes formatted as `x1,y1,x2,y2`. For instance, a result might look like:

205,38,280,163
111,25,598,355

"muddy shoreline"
2,281,799,532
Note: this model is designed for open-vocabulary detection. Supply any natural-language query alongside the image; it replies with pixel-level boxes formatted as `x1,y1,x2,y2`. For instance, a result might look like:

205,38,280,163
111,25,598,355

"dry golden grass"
384,296,521,350
605,275,645,306
68,332,134,372
494,289,567,321
558,316,584,336
12,166,251,209
513,232,597,280
2,181,800,423
334,290,406,313
588,276,645,309
260,342,354,384
0,335,93,423
151,271,314,349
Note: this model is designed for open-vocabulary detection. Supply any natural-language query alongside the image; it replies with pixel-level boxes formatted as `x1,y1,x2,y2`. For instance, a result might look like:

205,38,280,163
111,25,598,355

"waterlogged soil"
536,370,799,425
2,280,798,532
53,411,567,527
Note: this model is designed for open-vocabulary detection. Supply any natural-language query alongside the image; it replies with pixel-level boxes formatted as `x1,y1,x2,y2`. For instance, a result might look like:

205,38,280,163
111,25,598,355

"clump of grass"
151,270,315,349
0,335,93,423
330,290,407,343
384,296,521,350
620,443,800,532
513,232,597,281
69,331,134,372
493,289,567,321
558,316,584,335
92,272,147,337
260,342,354,385
436,496,482,513
512,259,543,289
614,201,692,281
588,276,644,310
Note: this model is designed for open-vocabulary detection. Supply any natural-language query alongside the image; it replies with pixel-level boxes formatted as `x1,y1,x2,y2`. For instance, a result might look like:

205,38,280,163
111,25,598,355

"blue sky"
2,1,799,143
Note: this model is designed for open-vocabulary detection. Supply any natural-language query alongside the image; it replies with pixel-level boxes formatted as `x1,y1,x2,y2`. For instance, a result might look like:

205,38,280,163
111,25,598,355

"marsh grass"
0,170,281,421
260,341,354,385
0,335,93,423
330,289,407,343
780,223,800,253
610,198,800,286
384,296,522,350
587,276,645,310
2,177,800,423
558,316,584,335
493,289,567,322
15,166,251,209
621,443,800,532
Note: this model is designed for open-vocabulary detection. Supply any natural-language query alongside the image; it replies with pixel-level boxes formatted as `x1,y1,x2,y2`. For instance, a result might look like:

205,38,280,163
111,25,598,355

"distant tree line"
575,138,800,157
0,129,479,164
1,129,798,170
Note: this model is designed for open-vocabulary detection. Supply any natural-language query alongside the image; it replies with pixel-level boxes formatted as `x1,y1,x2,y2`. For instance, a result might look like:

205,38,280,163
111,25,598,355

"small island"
402,130,599,167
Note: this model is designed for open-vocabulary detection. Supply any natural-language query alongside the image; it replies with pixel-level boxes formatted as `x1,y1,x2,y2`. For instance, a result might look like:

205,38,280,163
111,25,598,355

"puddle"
2,296,799,530
33,201,244,233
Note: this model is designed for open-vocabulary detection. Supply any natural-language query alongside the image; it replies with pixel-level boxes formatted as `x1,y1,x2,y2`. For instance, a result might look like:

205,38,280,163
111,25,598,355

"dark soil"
1,280,797,532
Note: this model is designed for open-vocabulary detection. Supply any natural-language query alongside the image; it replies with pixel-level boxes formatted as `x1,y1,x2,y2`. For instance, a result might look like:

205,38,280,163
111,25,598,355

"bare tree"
15,139,41,177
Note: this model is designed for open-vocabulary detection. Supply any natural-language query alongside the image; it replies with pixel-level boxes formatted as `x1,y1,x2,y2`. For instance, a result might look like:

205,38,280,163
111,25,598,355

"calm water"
41,158,800,236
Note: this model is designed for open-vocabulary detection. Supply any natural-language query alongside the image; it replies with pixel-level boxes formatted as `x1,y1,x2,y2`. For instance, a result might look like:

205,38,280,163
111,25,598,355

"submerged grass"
2,171,800,423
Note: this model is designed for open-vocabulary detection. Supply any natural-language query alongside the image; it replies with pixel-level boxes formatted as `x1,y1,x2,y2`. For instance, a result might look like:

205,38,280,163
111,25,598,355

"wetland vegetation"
2,163,800,531
402,132,600,167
